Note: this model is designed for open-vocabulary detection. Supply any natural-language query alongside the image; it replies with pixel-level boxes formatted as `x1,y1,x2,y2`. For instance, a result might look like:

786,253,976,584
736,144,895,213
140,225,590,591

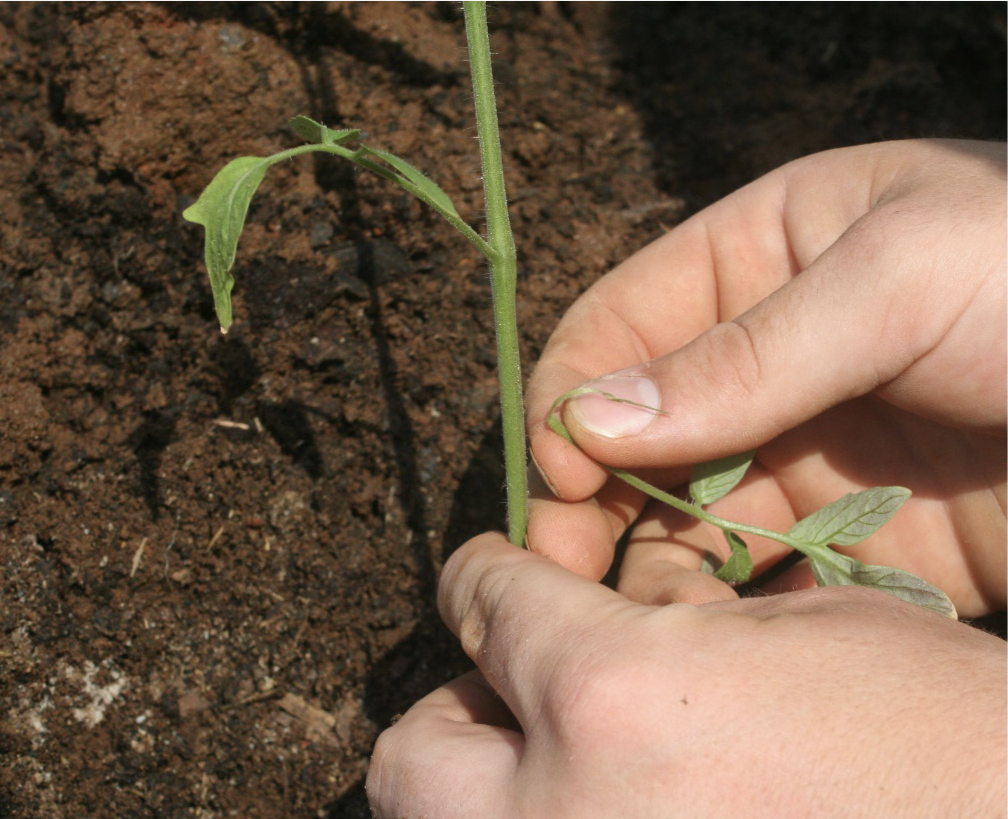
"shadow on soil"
326,420,504,818
607,3,1007,209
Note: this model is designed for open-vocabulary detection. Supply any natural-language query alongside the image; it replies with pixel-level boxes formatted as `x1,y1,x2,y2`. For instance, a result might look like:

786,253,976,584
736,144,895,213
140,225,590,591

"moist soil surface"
1,4,1005,818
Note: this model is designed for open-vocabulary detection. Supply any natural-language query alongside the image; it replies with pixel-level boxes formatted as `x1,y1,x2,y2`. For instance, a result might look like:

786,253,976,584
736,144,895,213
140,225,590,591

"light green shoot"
183,2,955,618
547,389,957,618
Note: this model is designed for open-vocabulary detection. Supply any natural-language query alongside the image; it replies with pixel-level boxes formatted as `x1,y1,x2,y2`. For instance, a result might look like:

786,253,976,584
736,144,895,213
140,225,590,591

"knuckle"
698,320,764,400
538,607,710,761
467,558,530,660
545,610,682,747
443,542,534,663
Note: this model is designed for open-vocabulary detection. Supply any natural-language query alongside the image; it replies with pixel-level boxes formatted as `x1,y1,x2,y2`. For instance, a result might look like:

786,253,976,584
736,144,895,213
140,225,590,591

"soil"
1,3,1004,818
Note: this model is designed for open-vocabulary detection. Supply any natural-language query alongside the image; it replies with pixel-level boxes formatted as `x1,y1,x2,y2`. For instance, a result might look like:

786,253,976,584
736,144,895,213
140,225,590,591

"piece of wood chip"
277,693,339,747
130,537,148,577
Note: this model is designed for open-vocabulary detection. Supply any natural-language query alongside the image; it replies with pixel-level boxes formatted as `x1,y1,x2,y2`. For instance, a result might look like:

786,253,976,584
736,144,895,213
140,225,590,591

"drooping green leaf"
788,487,911,548
689,450,756,506
184,117,473,333
183,155,284,332
356,145,460,217
808,551,956,619
288,115,360,147
850,562,958,618
713,531,753,584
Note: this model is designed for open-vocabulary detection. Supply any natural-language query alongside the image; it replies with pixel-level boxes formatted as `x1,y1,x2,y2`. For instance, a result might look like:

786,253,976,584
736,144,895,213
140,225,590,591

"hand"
367,534,1008,819
525,139,1006,618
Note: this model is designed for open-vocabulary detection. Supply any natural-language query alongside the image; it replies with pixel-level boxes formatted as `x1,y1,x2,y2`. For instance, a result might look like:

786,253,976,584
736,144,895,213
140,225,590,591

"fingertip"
366,670,523,819
528,422,609,502
563,371,663,440
436,526,629,730
617,515,740,606
526,495,616,580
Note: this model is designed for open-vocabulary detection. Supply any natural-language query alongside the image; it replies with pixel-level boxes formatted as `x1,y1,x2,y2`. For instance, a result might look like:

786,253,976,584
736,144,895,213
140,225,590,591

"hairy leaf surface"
788,487,911,547
183,155,282,332
690,451,756,506
713,531,753,584
809,551,957,618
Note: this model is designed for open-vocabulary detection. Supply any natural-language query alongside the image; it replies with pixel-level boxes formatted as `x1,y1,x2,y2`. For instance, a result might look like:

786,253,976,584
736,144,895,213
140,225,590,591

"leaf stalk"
279,143,493,258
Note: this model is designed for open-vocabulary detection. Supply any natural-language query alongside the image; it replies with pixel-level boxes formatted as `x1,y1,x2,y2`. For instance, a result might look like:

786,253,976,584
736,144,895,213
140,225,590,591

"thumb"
558,207,956,469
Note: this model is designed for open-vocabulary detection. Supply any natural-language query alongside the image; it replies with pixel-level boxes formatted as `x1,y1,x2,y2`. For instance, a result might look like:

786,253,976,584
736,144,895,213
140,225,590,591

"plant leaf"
806,551,852,587
356,145,460,218
850,562,958,618
788,486,911,547
183,155,283,332
713,531,753,584
183,117,468,332
288,115,359,147
808,551,957,619
289,118,464,226
689,450,756,505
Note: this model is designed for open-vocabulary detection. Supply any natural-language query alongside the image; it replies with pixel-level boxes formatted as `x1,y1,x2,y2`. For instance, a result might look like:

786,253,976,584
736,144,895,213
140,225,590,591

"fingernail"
568,374,662,438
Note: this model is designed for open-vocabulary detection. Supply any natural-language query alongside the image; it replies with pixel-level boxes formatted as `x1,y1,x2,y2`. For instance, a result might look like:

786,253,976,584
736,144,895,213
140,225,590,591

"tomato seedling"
184,2,956,618
184,2,527,547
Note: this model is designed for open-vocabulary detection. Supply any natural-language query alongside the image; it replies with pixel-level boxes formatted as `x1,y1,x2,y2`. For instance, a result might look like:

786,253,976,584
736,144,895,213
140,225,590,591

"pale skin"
366,140,1007,818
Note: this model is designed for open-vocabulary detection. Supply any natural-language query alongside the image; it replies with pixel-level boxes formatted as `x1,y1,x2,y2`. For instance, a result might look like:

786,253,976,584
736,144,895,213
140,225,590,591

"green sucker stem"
547,391,957,618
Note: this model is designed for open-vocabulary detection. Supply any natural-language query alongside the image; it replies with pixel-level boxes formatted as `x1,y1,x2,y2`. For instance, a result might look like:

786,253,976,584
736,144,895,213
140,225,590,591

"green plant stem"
611,466,925,585
547,400,807,553
464,1,528,547
613,465,896,588
610,467,810,552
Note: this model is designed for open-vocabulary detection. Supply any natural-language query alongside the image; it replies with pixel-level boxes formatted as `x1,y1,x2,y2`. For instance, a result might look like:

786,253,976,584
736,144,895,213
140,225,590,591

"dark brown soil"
1,4,1004,817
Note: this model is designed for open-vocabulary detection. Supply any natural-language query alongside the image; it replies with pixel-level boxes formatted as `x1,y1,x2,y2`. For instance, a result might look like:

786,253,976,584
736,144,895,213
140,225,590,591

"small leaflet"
713,531,753,584
288,115,360,147
689,450,756,506
788,487,911,547
183,154,281,332
808,552,957,619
